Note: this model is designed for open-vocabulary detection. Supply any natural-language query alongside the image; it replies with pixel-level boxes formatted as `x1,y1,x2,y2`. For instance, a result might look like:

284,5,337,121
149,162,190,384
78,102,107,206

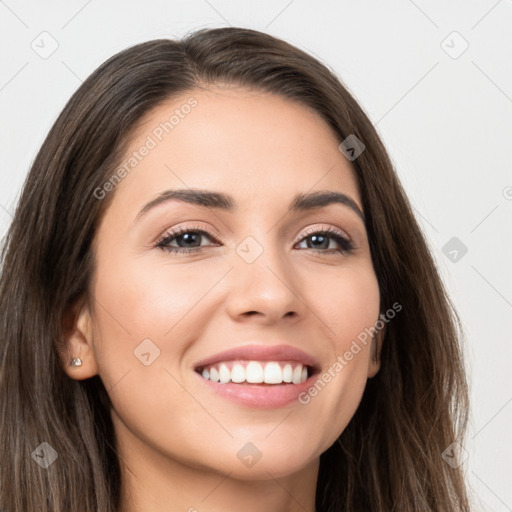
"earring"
69,357,82,368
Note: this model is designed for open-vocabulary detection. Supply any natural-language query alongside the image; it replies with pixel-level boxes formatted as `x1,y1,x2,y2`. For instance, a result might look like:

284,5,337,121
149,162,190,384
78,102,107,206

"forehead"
109,85,362,213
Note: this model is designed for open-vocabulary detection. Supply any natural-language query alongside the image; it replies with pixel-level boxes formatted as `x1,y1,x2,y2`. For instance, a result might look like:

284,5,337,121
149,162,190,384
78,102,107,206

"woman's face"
71,86,382,479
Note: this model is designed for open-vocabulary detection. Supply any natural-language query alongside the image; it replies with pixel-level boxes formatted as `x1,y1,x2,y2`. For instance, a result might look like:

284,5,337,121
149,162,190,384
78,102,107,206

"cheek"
296,264,380,434
88,250,233,393
308,263,381,350
92,251,225,340
88,255,220,456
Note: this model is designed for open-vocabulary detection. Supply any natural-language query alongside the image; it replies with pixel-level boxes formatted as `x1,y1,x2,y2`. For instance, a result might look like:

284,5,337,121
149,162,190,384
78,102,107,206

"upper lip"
194,344,320,372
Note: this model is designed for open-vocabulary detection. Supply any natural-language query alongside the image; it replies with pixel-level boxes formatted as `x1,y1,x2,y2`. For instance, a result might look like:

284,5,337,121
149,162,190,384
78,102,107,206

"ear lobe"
59,299,99,380
367,322,386,378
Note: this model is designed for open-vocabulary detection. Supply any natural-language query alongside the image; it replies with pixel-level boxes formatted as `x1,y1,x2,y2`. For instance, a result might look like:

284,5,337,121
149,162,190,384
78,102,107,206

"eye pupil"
178,233,200,247
309,235,328,249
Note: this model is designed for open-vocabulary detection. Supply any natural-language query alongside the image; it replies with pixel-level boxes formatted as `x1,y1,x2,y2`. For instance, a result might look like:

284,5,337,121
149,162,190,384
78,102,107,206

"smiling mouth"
195,360,316,385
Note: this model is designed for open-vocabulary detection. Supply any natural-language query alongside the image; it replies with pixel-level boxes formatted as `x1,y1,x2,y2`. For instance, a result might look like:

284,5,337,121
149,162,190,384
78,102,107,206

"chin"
207,444,319,481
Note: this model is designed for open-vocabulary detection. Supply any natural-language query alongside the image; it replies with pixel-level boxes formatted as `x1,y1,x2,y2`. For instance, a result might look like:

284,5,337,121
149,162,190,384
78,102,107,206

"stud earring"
69,357,82,368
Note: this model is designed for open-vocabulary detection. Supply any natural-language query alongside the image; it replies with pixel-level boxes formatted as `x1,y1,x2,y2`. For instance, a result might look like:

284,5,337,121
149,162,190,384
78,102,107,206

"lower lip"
194,371,317,409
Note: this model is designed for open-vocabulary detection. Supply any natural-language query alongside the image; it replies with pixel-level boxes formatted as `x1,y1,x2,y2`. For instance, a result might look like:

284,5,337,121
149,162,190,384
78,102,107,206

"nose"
224,239,306,325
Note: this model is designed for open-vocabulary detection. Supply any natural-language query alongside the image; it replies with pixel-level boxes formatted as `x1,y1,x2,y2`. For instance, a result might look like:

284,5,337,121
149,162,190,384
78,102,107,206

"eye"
295,226,354,255
156,225,219,254
155,225,354,255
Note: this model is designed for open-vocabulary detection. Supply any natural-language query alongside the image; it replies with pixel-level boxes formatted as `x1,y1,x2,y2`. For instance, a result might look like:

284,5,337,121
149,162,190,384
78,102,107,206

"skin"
61,85,385,512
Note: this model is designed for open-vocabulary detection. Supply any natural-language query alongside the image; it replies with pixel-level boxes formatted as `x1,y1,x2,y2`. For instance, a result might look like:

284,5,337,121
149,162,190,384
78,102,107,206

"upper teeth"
199,361,309,385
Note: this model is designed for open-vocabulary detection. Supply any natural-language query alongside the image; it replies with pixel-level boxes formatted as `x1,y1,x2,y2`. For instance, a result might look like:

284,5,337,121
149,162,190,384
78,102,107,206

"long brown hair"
0,27,471,511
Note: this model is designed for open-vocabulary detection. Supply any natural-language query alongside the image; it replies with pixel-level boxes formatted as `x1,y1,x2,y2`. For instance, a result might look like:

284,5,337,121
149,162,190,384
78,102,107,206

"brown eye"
156,228,219,254
296,228,354,254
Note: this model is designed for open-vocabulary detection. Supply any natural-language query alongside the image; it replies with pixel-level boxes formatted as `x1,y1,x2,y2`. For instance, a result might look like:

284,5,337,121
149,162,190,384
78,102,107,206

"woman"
0,27,471,511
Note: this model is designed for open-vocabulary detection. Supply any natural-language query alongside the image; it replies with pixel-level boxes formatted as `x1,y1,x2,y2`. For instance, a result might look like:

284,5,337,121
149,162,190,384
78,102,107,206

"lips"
192,344,320,408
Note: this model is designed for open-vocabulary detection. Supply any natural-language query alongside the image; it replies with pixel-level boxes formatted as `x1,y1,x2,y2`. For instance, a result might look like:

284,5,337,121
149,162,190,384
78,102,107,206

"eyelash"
155,224,354,256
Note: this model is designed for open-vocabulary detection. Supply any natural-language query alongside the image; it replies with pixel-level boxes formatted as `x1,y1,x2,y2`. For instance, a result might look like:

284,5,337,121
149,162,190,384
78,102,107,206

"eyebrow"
136,188,365,223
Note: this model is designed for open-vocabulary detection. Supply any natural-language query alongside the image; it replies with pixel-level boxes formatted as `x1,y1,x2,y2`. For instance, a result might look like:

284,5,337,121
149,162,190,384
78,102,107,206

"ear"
367,322,386,378
58,298,99,380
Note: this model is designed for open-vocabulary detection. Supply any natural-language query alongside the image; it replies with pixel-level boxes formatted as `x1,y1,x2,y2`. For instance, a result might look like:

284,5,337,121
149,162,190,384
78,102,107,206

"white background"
1,1,511,510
